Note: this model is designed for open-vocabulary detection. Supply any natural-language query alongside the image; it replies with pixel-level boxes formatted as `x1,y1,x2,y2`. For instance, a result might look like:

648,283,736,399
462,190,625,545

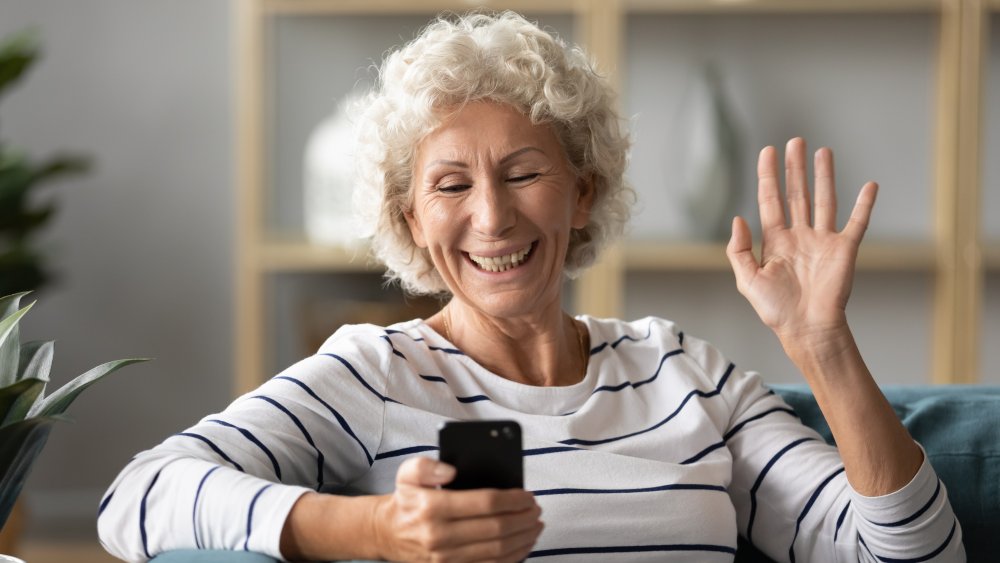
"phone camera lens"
502,426,514,439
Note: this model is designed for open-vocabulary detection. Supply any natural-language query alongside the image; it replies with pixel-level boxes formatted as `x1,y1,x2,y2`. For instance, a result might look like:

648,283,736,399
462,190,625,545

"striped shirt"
97,316,964,562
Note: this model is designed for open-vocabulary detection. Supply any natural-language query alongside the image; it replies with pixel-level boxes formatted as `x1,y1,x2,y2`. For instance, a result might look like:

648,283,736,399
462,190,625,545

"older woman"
99,11,962,563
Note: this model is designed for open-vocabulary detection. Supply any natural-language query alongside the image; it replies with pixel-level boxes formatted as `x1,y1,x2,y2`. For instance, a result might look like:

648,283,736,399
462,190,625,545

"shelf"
258,239,378,272
986,243,1000,271
624,0,940,14
623,241,934,271
262,0,579,15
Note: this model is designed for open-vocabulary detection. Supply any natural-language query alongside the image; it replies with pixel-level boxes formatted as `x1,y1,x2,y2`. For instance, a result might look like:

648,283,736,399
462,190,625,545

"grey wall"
0,0,233,536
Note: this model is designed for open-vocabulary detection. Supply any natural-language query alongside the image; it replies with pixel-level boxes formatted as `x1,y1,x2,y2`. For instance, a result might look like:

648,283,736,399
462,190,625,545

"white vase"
675,64,742,241
303,96,363,248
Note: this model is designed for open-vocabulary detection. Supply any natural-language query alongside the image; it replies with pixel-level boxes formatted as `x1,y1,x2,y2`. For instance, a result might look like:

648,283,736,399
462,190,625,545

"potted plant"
0,292,147,529
0,29,90,297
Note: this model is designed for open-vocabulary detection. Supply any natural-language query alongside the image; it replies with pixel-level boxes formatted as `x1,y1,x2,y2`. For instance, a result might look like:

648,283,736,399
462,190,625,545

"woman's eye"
508,173,540,183
437,184,471,194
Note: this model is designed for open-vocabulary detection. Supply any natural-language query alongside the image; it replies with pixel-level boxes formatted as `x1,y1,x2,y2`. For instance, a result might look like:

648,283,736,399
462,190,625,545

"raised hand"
726,137,878,348
375,456,544,562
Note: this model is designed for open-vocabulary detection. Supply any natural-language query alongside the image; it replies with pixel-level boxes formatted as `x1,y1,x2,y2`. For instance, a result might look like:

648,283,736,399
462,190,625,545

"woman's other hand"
726,137,877,354
374,456,544,562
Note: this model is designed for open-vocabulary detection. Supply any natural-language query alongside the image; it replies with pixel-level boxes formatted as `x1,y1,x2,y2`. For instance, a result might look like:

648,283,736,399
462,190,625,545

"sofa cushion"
734,384,1000,561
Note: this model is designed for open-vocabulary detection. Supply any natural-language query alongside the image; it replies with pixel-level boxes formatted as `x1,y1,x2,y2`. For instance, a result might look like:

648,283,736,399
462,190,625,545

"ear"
404,208,428,249
571,174,596,229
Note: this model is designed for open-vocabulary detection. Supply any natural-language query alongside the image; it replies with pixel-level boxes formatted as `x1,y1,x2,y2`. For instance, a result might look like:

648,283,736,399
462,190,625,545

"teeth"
469,245,532,272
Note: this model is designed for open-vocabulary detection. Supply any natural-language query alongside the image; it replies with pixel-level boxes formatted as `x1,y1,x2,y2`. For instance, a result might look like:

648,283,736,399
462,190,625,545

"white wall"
0,0,233,536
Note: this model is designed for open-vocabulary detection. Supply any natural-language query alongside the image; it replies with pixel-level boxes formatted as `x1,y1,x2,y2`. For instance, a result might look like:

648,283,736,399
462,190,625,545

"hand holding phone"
438,420,523,490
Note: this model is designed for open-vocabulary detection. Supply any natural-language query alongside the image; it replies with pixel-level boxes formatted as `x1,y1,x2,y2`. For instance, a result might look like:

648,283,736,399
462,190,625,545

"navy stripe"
590,349,684,395
192,466,220,549
375,445,439,460
589,342,609,355
529,544,736,558
678,331,684,345
139,469,163,559
381,335,407,360
251,396,325,490
610,323,653,348
859,534,877,560
318,353,394,402
243,484,272,551
524,446,581,456
275,375,374,466
98,489,114,516
724,407,798,441
834,500,851,542
427,345,465,355
209,419,282,480
177,433,244,472
870,480,940,527
560,363,735,447
746,437,816,543
681,440,726,464
789,466,846,563
532,483,726,497
419,374,447,383
862,520,957,563
457,395,490,404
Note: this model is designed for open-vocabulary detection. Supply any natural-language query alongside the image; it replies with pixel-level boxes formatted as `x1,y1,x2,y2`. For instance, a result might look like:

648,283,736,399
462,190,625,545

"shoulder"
579,315,685,354
308,320,426,381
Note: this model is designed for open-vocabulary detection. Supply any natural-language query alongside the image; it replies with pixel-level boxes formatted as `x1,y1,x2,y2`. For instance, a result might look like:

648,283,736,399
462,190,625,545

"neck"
434,300,588,387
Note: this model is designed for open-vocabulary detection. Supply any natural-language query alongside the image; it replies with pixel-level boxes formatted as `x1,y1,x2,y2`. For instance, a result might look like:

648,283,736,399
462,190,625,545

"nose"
469,178,515,239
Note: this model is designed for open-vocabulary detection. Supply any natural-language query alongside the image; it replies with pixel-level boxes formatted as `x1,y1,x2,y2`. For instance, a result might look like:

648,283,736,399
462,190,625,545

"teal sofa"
151,385,1000,562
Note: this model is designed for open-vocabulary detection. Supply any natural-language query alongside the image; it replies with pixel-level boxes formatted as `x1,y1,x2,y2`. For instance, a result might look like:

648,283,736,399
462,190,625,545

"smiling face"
405,101,593,320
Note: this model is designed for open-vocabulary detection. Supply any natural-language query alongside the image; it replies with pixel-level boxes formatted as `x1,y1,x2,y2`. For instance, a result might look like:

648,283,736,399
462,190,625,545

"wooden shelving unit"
235,0,992,394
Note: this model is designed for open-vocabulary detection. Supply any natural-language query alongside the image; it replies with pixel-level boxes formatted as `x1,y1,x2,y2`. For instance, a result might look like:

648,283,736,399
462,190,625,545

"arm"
725,138,963,560
726,138,919,496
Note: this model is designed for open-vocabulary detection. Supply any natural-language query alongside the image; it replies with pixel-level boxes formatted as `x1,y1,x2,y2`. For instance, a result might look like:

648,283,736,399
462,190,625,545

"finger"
443,503,542,544
784,137,811,226
757,146,786,232
436,521,544,563
842,181,878,243
440,488,538,520
726,216,758,296
813,147,837,231
396,456,456,488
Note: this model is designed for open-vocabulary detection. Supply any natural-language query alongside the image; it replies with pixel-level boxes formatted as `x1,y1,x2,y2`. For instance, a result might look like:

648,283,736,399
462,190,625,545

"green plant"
0,292,148,528
0,29,90,296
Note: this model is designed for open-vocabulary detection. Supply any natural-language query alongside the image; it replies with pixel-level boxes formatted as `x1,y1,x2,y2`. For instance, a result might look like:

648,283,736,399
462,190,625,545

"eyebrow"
426,146,546,169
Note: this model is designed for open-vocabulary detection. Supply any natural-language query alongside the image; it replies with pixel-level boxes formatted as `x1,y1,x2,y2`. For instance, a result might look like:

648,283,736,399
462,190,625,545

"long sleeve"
680,331,967,562
97,324,392,562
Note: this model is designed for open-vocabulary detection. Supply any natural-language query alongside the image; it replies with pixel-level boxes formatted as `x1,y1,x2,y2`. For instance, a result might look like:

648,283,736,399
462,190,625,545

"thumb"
396,456,456,488
726,216,758,294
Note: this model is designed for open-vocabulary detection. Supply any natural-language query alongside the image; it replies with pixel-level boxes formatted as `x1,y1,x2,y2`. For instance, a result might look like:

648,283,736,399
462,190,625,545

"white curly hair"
352,10,634,295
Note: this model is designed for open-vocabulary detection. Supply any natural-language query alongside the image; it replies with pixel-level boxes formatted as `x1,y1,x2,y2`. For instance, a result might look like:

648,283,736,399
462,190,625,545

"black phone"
438,420,524,490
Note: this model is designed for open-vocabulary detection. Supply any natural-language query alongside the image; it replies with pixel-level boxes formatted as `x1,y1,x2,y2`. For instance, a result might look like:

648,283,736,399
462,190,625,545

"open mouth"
466,242,535,273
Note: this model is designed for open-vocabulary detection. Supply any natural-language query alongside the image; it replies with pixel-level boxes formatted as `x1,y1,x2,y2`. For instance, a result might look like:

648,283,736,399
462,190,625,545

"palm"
727,139,877,340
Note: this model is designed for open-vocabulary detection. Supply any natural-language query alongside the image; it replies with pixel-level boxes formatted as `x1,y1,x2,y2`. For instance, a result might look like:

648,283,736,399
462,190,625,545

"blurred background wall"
0,0,233,538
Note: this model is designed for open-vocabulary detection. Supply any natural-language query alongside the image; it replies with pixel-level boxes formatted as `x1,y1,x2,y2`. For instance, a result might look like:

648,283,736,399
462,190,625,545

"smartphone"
438,420,524,490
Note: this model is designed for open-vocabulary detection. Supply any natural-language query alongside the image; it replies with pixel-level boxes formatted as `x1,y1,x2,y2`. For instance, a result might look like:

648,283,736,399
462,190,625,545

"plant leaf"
0,415,61,528
0,377,44,426
0,29,39,100
0,292,29,321
0,301,32,388
17,340,53,383
0,378,43,423
28,358,149,418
